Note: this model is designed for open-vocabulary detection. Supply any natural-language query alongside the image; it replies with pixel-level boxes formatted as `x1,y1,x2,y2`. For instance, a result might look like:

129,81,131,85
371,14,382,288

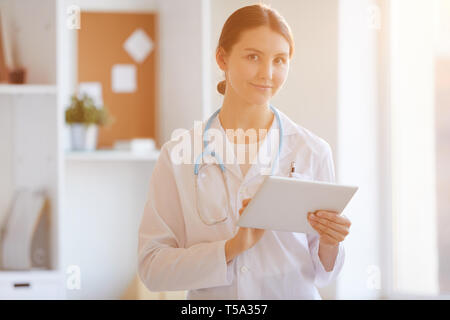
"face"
217,25,291,106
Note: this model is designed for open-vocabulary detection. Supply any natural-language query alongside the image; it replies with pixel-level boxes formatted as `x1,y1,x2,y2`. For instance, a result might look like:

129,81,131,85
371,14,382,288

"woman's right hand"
225,198,266,262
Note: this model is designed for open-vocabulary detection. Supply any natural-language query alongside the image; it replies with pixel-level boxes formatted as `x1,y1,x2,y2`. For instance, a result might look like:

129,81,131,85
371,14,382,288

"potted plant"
65,93,114,151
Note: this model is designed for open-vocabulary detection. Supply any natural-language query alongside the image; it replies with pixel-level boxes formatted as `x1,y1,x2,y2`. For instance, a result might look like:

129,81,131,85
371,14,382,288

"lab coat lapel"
244,107,297,181
273,110,298,175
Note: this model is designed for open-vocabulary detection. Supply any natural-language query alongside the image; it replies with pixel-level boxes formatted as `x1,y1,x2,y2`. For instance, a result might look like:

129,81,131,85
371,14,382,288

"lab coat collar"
203,106,298,182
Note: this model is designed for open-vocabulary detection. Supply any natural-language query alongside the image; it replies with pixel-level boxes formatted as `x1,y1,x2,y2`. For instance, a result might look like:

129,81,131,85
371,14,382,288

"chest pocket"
289,172,313,181
277,159,314,181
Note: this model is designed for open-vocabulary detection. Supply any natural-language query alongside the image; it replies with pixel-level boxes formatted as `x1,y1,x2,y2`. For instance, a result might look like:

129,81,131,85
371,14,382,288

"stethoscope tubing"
194,104,283,176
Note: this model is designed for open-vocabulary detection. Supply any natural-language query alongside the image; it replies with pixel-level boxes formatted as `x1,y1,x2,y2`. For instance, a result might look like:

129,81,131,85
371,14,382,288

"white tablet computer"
237,175,358,234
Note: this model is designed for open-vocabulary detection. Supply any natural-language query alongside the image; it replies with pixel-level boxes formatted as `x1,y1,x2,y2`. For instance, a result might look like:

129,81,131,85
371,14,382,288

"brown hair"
216,3,295,95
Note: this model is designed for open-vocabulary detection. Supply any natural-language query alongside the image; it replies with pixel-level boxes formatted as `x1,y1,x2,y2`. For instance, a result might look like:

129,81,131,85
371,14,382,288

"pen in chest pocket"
289,161,296,178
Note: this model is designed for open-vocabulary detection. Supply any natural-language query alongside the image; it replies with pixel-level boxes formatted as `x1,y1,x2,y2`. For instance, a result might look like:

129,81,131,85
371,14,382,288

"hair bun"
217,80,226,95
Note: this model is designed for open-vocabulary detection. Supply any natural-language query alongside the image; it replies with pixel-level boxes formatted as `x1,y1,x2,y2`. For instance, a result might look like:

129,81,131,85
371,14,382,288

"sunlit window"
390,0,449,297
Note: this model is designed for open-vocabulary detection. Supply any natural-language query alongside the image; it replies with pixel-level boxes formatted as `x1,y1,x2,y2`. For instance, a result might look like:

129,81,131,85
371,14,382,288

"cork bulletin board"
78,12,158,148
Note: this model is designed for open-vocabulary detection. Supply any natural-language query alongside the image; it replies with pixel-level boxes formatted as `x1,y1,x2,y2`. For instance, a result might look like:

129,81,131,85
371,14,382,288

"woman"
138,4,351,300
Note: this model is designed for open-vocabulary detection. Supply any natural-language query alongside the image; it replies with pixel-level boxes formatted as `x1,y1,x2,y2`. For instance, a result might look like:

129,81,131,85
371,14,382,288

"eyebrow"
244,48,288,57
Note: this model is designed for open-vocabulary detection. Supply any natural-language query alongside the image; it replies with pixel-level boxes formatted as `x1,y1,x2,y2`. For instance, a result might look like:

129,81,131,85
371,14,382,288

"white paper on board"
78,82,103,107
123,28,153,64
111,64,137,93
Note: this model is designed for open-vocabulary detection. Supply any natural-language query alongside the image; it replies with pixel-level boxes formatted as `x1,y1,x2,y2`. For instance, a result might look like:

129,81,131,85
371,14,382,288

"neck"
218,92,274,144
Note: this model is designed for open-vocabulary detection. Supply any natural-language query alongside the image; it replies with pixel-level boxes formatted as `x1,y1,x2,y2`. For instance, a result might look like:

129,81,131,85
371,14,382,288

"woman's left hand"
307,210,351,246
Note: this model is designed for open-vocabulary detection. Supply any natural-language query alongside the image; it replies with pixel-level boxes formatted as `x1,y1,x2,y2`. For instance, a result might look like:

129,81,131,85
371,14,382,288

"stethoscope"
193,104,284,225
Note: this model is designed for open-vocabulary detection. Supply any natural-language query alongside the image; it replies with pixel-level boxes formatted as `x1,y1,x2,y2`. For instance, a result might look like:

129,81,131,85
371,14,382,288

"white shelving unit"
0,84,57,95
65,150,160,162
0,0,63,299
1,0,163,299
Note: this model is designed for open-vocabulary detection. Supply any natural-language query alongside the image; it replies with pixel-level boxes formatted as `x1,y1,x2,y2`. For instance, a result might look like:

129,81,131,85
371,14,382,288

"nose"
257,59,273,81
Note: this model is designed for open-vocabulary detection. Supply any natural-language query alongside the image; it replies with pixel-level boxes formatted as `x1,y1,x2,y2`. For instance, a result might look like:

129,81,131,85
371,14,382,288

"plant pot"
70,123,98,151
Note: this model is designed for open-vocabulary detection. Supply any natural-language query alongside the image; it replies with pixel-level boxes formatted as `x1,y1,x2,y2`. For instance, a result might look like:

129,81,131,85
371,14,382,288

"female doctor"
138,4,351,300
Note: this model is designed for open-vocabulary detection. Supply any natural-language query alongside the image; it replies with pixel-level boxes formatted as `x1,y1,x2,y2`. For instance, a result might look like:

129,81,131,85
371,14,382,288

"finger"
309,214,349,236
308,215,327,235
242,198,251,206
310,223,337,243
315,210,351,227
309,218,346,242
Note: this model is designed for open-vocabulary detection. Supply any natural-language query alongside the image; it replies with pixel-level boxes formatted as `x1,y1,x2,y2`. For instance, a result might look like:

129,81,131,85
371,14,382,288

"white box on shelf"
0,270,65,299
113,138,155,154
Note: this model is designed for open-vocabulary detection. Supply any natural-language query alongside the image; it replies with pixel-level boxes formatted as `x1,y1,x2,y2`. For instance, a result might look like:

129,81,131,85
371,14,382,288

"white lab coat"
138,107,345,300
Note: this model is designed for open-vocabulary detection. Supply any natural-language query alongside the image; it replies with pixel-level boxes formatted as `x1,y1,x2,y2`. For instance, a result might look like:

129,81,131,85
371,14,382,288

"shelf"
0,269,62,278
0,84,57,95
65,149,161,162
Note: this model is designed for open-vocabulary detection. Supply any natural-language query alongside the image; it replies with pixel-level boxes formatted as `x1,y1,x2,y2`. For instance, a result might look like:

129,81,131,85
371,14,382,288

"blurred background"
0,0,448,300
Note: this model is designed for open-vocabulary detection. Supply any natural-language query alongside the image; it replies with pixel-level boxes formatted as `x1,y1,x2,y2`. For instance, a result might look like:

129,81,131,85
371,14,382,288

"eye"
275,57,286,64
248,54,258,61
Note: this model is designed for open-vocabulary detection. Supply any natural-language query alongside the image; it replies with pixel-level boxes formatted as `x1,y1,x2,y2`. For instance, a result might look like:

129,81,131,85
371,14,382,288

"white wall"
435,0,450,58
336,0,380,299
158,0,211,145
63,160,157,299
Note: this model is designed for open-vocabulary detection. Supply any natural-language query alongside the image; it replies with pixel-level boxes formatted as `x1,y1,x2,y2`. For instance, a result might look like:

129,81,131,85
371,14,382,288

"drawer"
0,270,65,299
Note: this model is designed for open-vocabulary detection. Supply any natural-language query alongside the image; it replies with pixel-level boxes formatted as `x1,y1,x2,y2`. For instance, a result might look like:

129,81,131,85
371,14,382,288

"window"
389,0,449,297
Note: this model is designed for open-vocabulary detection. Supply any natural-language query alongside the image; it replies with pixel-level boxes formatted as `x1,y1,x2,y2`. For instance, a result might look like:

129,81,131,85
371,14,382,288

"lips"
250,83,272,89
